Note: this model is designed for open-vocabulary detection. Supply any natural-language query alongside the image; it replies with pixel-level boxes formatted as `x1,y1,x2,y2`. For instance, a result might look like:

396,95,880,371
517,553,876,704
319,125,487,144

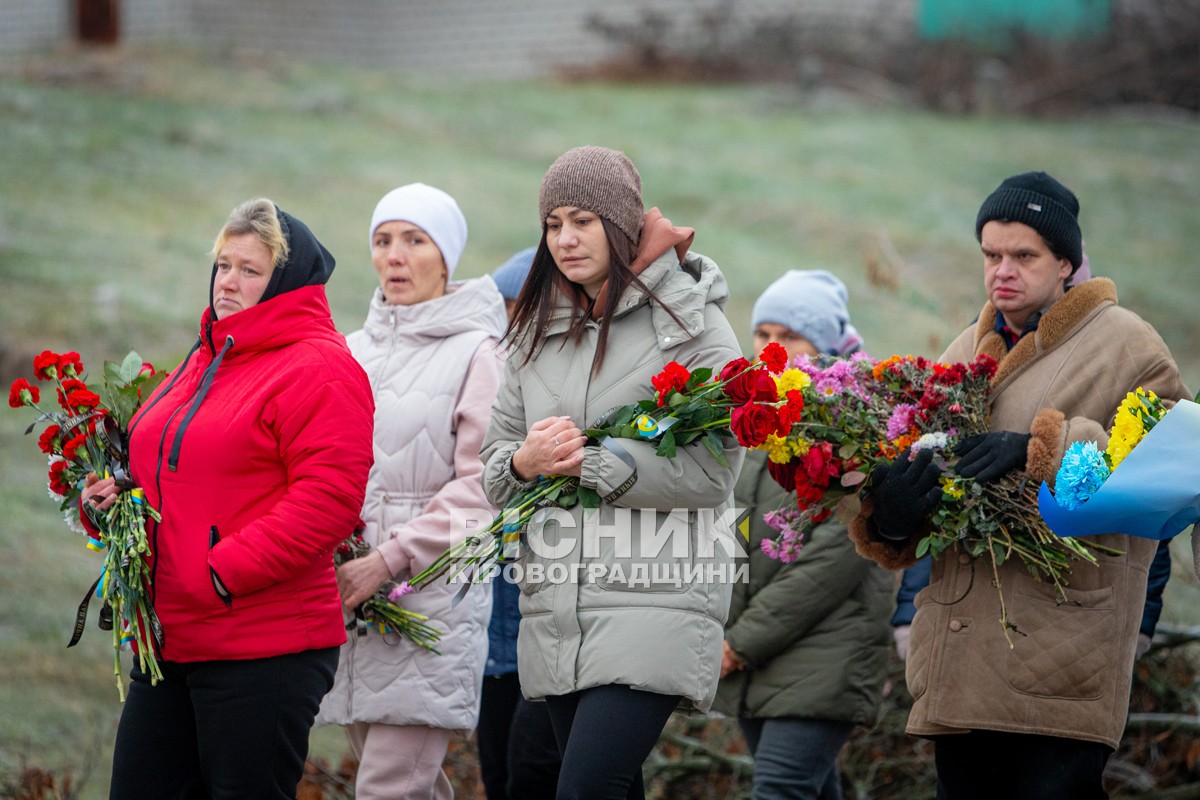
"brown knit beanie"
538,146,645,243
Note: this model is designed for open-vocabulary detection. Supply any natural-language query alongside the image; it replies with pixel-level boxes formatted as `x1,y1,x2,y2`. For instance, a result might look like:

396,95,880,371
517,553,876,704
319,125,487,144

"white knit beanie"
369,183,468,276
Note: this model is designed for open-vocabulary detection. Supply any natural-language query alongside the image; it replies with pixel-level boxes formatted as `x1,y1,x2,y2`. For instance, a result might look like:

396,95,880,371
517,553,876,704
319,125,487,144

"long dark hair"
505,217,684,374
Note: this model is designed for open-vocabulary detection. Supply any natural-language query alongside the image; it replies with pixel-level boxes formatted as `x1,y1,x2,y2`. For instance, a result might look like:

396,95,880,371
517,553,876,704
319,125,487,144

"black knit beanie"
538,146,645,243
975,171,1082,272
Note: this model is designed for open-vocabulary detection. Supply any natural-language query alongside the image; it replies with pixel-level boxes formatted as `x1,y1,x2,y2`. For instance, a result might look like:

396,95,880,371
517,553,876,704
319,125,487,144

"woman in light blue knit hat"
749,269,863,360
713,269,891,800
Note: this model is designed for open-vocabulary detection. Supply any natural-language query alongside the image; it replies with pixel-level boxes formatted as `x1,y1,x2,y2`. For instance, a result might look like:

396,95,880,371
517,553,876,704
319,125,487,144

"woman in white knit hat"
315,182,507,800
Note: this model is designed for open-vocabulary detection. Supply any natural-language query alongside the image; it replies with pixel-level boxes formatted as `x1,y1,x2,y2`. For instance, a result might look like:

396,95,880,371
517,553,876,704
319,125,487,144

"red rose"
48,460,71,496
8,378,39,408
651,362,691,406
32,351,60,380
801,441,840,488
37,424,62,454
759,342,789,374
59,351,84,378
767,458,798,492
719,357,751,382
724,368,778,405
730,402,781,448
794,478,825,510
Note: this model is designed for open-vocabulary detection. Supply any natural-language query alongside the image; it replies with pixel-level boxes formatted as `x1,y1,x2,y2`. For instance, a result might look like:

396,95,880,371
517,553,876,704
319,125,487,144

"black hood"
209,205,336,318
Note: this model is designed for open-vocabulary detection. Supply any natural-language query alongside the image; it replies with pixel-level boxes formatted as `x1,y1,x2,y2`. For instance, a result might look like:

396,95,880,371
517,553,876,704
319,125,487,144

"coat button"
958,552,971,565
663,336,672,343
949,619,963,632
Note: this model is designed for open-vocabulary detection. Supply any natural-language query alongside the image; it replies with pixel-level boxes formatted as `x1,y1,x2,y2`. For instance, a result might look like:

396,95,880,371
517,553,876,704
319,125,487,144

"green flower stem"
408,474,573,590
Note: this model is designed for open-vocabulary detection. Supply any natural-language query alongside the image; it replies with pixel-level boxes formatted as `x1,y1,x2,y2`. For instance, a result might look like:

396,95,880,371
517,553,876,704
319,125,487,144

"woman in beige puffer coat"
316,183,506,800
481,146,744,800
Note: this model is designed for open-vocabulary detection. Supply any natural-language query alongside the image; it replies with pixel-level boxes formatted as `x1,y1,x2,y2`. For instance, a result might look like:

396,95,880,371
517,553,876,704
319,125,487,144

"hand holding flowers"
408,344,794,590
333,530,442,652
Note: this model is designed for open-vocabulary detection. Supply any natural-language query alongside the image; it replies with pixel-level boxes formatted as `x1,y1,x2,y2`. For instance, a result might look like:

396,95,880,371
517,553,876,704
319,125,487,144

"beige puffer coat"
481,247,744,713
317,277,506,730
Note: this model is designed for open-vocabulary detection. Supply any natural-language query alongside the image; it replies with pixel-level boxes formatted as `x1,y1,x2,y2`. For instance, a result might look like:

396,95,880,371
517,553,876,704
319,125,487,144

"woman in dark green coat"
713,270,893,800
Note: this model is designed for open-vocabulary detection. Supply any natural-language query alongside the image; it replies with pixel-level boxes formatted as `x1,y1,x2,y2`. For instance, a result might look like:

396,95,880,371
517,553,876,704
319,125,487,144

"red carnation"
8,378,39,408
719,357,751,383
724,368,778,405
759,342,789,374
651,362,691,406
48,460,71,496
56,378,88,409
32,351,60,380
139,363,157,377
61,433,88,463
776,389,805,431
65,388,101,412
37,424,62,454
59,351,84,378
730,402,781,448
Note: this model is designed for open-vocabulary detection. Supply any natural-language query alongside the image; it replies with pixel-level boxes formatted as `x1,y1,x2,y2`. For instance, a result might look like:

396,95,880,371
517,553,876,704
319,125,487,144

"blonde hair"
210,198,289,269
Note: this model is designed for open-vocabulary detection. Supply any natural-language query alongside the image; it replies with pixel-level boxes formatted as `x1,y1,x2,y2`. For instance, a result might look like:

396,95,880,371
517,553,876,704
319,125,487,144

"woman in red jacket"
83,198,374,799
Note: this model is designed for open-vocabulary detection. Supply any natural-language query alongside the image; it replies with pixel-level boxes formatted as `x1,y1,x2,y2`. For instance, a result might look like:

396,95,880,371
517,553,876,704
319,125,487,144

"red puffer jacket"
127,284,374,662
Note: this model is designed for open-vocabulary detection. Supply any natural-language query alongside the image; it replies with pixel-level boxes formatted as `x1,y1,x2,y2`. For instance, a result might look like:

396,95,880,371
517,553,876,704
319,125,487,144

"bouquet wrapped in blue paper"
1039,389,1200,540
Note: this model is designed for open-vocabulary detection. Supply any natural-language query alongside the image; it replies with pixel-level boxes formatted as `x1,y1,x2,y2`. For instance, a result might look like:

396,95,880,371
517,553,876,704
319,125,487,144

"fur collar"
969,278,1118,387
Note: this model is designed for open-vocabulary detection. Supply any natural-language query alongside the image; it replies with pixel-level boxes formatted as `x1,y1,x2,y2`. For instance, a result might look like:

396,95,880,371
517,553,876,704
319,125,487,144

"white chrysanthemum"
911,432,949,453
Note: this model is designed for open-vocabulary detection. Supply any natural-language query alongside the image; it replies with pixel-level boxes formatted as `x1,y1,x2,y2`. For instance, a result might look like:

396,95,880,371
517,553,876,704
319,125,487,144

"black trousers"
478,672,561,800
544,684,679,800
109,647,338,800
934,730,1112,800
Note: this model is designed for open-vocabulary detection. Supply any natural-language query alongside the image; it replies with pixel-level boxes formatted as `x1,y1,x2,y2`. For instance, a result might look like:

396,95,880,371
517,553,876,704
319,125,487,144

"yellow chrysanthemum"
940,476,966,500
774,368,811,394
791,437,812,457
1106,393,1152,468
760,434,794,464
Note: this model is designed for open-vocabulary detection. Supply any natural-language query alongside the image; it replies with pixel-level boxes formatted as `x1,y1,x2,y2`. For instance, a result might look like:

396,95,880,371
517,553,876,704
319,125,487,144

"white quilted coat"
317,277,506,730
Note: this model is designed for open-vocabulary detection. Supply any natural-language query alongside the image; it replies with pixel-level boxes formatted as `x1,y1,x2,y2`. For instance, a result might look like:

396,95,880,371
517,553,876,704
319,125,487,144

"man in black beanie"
848,170,1189,799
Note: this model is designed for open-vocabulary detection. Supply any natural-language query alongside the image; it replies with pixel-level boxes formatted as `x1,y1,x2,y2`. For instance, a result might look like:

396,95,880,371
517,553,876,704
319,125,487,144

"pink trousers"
345,722,454,800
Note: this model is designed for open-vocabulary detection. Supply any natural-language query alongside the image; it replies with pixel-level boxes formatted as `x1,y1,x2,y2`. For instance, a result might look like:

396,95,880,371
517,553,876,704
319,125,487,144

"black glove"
869,449,943,543
953,431,1031,484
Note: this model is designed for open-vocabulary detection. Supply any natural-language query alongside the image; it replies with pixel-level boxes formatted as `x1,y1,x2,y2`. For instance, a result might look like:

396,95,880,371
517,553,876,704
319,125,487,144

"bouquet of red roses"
408,344,798,590
10,349,166,698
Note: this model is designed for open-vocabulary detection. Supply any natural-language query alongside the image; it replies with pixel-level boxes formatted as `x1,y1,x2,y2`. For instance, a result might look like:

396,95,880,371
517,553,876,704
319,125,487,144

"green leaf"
684,367,712,391
668,391,688,408
838,442,859,459
119,351,144,384
702,431,729,468
578,487,601,509
656,429,678,458
915,536,931,558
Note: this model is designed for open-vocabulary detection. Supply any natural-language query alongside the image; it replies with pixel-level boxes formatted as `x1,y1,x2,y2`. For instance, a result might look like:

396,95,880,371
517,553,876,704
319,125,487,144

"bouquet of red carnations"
409,344,799,590
10,349,165,699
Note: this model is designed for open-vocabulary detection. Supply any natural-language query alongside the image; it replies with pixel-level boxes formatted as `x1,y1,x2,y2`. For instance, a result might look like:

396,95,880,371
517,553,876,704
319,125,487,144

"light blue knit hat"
491,247,536,301
750,269,862,356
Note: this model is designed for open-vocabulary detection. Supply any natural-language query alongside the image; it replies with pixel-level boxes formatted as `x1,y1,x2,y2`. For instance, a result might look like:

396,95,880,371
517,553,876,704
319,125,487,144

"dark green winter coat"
713,450,892,724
